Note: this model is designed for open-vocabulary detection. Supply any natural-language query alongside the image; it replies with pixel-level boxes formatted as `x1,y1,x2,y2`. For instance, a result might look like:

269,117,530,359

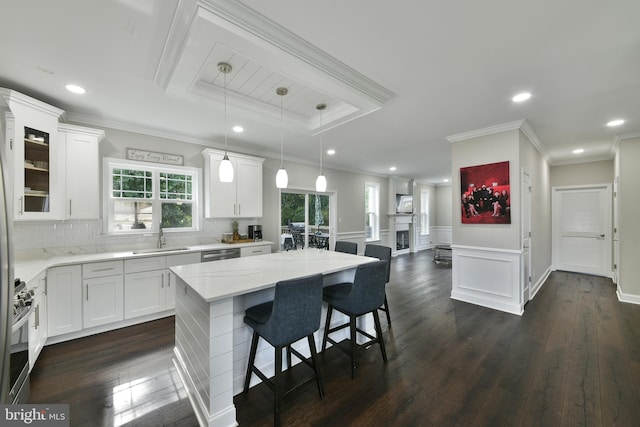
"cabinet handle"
167,273,171,288
69,199,72,216
18,196,23,215
92,267,114,272
86,284,89,301
44,277,47,295
238,204,241,216
161,275,164,288
9,138,13,150
35,304,40,329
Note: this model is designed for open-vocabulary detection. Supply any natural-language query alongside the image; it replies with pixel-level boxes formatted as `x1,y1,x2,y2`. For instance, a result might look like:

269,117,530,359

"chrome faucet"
158,227,166,249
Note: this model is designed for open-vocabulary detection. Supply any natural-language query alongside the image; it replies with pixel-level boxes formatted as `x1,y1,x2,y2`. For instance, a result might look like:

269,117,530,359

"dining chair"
334,241,357,254
364,244,392,326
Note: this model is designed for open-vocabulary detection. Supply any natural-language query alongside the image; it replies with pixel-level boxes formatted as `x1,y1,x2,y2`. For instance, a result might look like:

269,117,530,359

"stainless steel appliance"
9,278,32,404
200,247,241,262
1,142,16,404
248,225,262,241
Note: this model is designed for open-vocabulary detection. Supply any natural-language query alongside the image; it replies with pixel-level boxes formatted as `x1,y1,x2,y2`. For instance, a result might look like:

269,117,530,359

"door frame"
552,184,612,277
521,169,532,302
278,187,337,250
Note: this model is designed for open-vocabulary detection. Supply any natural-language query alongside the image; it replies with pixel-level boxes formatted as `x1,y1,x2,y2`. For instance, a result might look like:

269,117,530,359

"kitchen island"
170,249,375,427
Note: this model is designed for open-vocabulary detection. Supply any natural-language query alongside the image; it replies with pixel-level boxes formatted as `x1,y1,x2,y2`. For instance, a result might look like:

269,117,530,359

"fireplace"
396,229,410,250
390,214,413,255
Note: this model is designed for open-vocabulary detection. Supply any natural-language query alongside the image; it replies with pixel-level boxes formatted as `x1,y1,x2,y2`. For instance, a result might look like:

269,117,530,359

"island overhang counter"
169,249,376,427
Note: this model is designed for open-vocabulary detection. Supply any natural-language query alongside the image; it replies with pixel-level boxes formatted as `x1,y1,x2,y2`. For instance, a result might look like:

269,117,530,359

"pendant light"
218,62,234,183
315,103,327,192
275,87,289,189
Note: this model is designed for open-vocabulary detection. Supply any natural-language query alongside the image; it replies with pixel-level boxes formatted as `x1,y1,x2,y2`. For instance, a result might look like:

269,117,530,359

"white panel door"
553,185,611,276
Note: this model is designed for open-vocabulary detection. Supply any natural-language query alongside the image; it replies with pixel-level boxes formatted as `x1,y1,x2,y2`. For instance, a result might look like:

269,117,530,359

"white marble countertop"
170,248,376,303
14,241,273,285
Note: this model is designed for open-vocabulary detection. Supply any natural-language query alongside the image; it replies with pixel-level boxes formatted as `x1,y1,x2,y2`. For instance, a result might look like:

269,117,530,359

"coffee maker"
248,225,262,241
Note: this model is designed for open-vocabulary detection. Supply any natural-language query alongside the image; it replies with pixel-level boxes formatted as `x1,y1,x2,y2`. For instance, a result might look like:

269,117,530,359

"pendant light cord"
223,70,228,155
319,107,323,174
280,94,284,168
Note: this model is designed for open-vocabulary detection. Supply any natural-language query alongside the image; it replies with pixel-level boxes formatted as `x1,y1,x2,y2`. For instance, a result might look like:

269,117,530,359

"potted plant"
232,221,240,241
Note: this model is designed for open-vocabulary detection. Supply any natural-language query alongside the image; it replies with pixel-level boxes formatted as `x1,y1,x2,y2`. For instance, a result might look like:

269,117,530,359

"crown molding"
446,120,526,143
446,119,549,161
611,131,640,156
194,0,395,104
0,87,64,118
548,154,615,167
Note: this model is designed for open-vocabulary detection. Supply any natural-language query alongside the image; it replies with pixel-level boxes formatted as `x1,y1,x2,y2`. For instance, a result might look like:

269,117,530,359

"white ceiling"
1,0,639,183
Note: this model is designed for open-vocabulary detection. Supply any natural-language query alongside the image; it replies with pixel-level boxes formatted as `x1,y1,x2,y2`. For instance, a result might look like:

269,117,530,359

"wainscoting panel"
451,245,523,315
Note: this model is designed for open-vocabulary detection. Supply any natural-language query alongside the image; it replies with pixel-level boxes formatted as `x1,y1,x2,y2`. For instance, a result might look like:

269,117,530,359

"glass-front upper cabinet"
23,126,51,213
1,88,63,220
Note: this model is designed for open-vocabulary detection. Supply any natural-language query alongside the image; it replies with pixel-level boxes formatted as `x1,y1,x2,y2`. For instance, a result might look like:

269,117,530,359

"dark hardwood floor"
29,250,640,426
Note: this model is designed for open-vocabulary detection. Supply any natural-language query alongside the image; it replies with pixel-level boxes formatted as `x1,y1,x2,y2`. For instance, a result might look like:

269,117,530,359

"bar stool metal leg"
243,331,260,393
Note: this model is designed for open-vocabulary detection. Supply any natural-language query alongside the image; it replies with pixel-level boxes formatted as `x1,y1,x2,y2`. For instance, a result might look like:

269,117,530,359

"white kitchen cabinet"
166,252,201,309
124,269,167,319
28,270,48,370
82,261,124,328
240,245,271,257
124,253,201,317
124,257,168,319
60,123,104,219
202,148,264,218
47,264,82,337
1,89,64,220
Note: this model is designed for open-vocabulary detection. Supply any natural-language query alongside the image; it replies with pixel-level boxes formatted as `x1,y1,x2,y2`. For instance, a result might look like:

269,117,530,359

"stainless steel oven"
9,278,33,404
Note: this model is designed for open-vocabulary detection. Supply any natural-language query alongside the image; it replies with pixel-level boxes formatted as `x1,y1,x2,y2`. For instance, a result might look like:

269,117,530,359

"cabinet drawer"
125,256,167,273
83,260,124,278
240,245,271,257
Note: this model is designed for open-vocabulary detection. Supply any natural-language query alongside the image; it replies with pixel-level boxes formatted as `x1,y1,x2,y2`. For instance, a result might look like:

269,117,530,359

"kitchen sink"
133,247,190,254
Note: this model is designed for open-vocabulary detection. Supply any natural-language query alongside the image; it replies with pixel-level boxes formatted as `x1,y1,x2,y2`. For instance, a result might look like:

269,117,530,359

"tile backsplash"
12,218,263,260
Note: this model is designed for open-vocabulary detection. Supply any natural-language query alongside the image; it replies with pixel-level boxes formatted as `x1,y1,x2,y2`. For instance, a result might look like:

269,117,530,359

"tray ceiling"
154,0,395,134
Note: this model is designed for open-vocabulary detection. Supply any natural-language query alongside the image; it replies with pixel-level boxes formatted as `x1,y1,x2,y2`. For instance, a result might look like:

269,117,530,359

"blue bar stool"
364,244,392,326
243,273,325,425
321,260,388,379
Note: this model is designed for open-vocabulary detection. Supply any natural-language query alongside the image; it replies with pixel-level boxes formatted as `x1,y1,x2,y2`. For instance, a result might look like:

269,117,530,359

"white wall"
261,156,391,250
519,130,552,291
615,137,640,302
13,125,393,256
550,160,613,187
452,129,520,250
435,185,452,226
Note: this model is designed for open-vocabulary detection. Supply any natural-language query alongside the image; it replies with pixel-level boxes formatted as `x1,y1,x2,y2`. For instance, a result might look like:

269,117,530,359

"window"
105,158,199,233
365,182,380,241
420,188,429,236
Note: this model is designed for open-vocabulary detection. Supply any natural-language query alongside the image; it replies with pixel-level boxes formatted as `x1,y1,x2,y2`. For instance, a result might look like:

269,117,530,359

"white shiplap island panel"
170,249,376,427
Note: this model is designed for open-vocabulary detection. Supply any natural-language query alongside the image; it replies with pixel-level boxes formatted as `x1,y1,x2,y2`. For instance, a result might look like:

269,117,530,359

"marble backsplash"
12,218,263,260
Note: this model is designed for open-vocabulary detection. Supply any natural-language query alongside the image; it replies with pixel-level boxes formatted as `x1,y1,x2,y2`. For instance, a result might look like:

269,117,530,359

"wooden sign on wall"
126,148,184,165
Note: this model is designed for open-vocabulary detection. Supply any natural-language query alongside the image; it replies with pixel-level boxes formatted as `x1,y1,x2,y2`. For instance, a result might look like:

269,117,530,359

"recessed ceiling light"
443,179,449,183
606,119,625,127
512,92,531,103
65,84,85,94
573,148,584,154
326,149,335,155
389,166,396,171
232,125,244,133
